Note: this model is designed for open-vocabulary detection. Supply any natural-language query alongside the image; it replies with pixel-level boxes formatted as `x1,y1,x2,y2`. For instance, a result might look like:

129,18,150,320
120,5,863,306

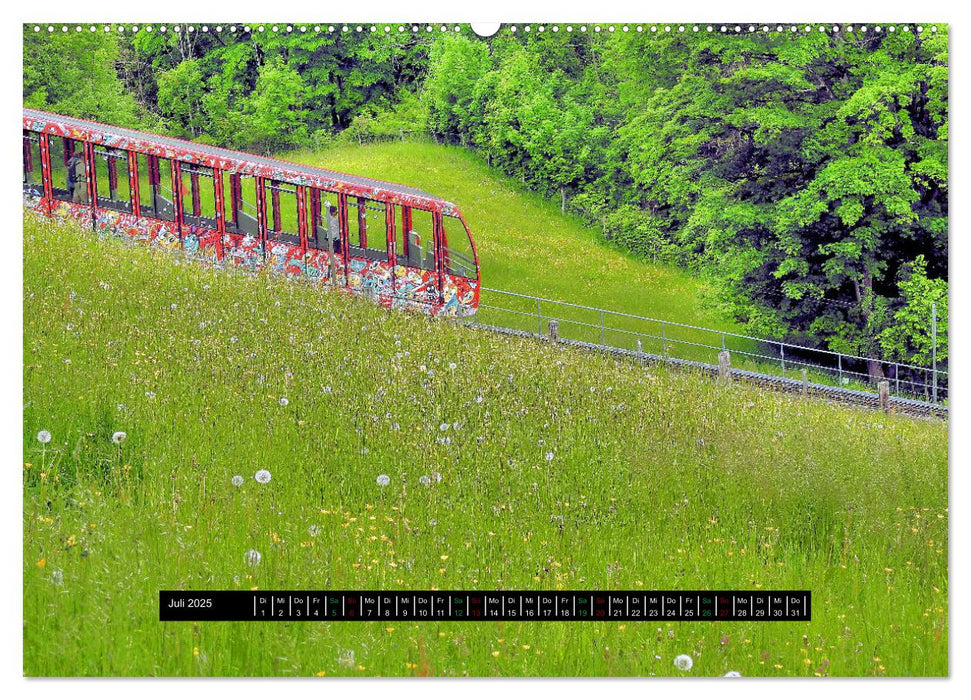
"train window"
264,180,301,246
48,136,86,204
178,163,218,229
305,188,342,254
349,197,389,262
136,154,175,222
442,215,477,279
223,174,259,236
399,207,436,271
93,146,133,214
23,131,43,197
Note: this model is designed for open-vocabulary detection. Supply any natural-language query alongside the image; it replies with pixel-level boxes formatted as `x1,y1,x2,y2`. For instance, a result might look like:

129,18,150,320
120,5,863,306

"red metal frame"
22,108,481,316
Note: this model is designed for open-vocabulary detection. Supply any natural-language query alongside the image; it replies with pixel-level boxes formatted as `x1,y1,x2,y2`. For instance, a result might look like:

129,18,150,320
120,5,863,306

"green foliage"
879,256,948,364
155,59,208,137
23,28,141,127
419,28,948,370
238,57,309,153
424,36,491,143
341,90,429,145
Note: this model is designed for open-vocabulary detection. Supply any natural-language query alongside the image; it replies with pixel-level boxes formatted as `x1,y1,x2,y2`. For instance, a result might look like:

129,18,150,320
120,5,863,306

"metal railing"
474,287,948,407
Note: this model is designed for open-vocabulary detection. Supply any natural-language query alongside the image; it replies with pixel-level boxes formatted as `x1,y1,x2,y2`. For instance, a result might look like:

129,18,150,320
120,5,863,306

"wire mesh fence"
474,287,947,407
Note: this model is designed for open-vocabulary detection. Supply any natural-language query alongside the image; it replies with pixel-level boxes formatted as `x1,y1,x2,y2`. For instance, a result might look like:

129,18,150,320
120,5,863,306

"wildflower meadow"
23,215,947,676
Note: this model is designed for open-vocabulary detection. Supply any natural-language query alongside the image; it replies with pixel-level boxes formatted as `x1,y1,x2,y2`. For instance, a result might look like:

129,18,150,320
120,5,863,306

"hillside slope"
23,215,947,676
287,141,738,333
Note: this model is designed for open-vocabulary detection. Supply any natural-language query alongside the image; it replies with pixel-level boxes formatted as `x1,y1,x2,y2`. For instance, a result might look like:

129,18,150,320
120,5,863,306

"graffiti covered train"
22,108,480,316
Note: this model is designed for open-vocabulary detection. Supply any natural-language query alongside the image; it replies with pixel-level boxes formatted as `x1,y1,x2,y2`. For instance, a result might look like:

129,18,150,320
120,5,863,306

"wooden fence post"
801,368,809,397
547,319,558,342
878,380,890,413
718,350,731,383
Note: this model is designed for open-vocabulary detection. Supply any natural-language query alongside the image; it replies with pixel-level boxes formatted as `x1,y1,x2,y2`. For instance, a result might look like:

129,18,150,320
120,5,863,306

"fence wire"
473,287,947,417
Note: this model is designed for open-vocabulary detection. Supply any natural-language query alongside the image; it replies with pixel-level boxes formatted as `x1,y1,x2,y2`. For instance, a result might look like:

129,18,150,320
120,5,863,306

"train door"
392,205,439,306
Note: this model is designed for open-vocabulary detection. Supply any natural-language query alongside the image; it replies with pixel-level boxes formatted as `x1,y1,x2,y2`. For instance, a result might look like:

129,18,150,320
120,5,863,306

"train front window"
23,131,43,197
48,136,85,204
178,163,217,229
264,180,301,246
305,188,342,254
94,147,132,214
349,197,389,262
397,206,436,271
224,174,259,237
136,154,175,222
442,215,476,278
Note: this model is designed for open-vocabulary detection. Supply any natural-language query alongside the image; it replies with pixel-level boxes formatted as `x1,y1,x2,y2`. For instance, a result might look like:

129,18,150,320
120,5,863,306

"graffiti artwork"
22,108,480,317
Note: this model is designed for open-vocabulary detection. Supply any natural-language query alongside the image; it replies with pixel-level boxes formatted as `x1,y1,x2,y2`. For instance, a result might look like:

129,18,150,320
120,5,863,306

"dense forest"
23,24,948,371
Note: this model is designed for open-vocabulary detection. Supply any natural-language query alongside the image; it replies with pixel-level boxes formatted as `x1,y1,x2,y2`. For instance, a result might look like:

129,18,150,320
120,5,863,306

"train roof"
23,108,448,209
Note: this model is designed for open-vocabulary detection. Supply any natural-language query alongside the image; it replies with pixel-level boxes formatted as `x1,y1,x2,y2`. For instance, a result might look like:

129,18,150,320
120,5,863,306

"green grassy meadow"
23,214,947,676
286,141,738,333
288,142,888,390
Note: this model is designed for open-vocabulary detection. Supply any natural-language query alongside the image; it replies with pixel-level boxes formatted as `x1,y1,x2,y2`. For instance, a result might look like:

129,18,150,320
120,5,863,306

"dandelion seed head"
231,475,244,487
724,671,742,677
376,474,391,487
279,397,289,406
255,469,272,484
111,431,127,444
37,430,52,444
245,549,261,566
674,654,693,671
